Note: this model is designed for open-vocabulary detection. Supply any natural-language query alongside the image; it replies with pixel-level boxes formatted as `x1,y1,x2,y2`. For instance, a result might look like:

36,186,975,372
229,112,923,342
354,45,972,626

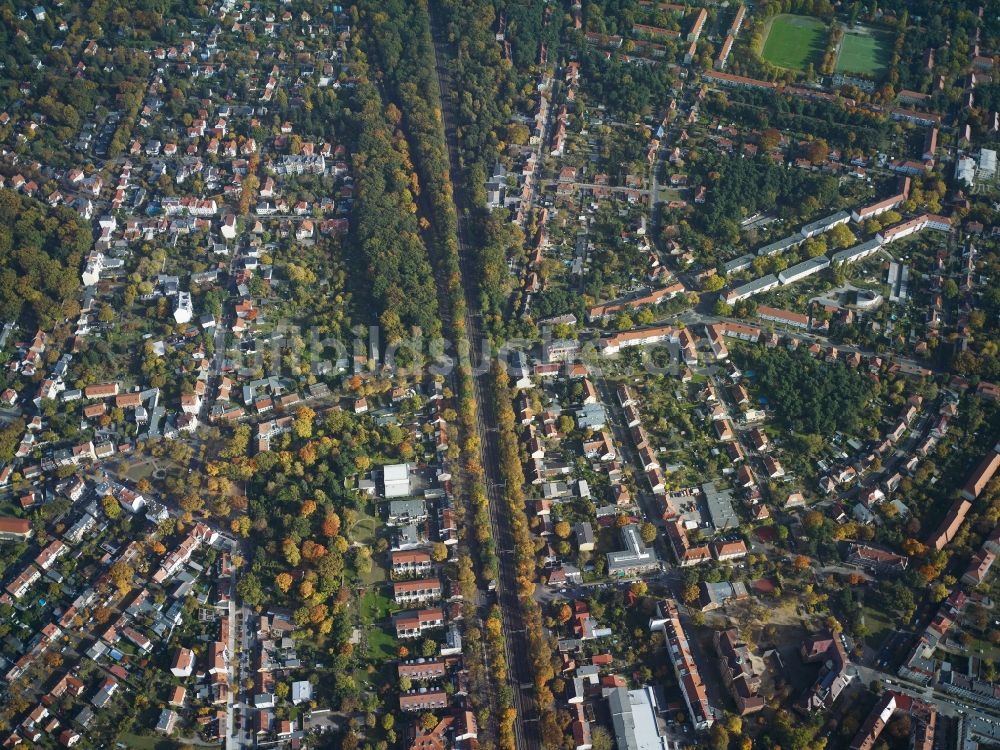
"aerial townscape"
0,0,1000,749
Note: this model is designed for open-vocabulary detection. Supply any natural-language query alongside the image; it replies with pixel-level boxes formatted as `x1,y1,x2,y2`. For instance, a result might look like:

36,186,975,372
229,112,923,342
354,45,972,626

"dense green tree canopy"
743,346,877,434
0,192,92,327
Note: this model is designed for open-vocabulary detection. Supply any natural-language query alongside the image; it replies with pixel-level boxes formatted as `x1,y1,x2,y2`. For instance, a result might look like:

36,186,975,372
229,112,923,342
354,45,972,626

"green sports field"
760,14,827,71
835,28,891,77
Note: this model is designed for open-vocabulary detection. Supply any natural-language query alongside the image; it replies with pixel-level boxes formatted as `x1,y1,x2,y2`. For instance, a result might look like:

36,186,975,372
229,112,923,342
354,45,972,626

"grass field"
118,735,184,750
360,588,394,622
760,14,827,71
366,626,398,661
835,28,891,77
349,512,378,544
860,604,895,650
357,558,386,586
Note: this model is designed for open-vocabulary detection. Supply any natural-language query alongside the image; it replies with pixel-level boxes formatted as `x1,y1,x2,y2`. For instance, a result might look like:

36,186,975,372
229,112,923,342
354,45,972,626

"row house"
5,565,41,600
397,659,447,682
394,608,445,639
399,690,448,712
650,600,714,729
152,523,216,583
391,549,433,577
393,578,443,606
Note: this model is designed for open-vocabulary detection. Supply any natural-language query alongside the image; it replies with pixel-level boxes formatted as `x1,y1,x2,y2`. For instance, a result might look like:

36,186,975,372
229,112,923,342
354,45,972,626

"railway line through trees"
428,8,541,750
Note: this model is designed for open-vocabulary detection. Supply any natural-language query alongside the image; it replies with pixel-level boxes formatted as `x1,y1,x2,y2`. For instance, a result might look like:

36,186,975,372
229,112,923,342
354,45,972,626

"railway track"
427,9,541,750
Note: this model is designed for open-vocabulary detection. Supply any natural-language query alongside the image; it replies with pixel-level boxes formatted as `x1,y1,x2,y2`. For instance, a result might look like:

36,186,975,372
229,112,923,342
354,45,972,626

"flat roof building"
291,680,313,705
757,234,803,257
956,156,977,186
778,256,830,285
577,403,609,430
383,463,411,498
724,274,779,303
722,253,755,274
703,482,739,531
832,238,884,265
800,211,850,238
605,686,671,750
700,580,749,611
978,148,997,180
387,499,426,526
156,709,178,735
607,524,660,577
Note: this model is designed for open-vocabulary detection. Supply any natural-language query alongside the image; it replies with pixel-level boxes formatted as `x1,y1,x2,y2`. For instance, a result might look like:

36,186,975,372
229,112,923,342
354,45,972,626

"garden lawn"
357,557,387,587
860,604,894,651
118,735,185,750
366,626,399,661
963,634,1000,665
761,14,827,71
360,587,395,622
348,509,378,544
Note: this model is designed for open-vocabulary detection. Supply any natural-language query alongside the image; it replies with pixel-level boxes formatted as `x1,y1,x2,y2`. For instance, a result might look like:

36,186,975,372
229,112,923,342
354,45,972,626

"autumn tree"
275,573,293,593
592,727,613,750
109,561,134,597
702,274,725,292
829,223,856,249
294,406,315,439
683,584,700,604
419,712,438,731
711,723,730,750
240,174,259,215
322,513,341,537
805,139,829,164
102,494,121,519
302,540,327,561
231,515,251,537
792,555,811,572
803,511,825,533
236,573,265,607
354,547,373,575
902,538,927,557
283,539,301,567
179,492,204,515
640,522,657,545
